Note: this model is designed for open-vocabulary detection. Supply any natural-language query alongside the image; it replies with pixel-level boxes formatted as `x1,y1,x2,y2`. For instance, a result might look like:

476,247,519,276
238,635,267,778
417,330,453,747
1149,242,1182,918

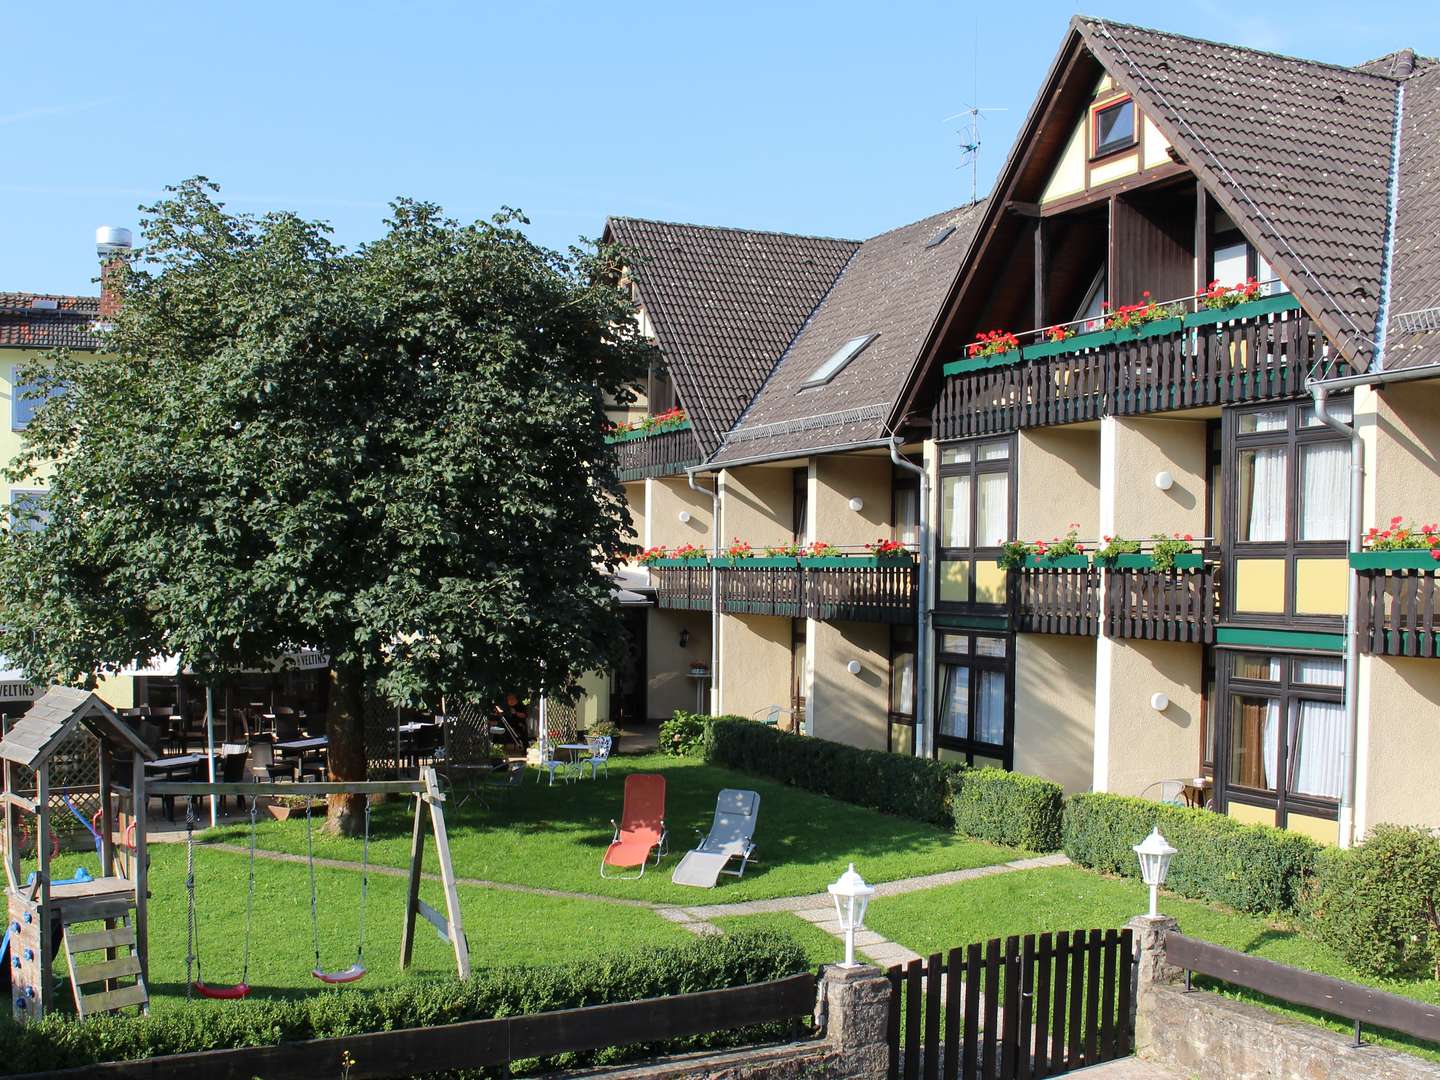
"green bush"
1306,824,1440,979
0,930,809,1076
951,768,1063,851
659,709,740,757
705,718,961,826
1063,791,1320,915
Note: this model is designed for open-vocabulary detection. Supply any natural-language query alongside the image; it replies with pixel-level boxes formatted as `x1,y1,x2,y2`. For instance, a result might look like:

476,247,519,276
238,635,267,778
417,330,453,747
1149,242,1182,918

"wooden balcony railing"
1011,562,1101,635
1354,556,1440,659
934,298,1353,440
610,423,703,481
647,557,917,623
1102,559,1219,643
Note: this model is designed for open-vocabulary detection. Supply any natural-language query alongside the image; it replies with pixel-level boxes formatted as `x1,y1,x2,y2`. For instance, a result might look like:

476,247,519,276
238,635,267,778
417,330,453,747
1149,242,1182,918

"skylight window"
800,333,878,389
925,225,956,249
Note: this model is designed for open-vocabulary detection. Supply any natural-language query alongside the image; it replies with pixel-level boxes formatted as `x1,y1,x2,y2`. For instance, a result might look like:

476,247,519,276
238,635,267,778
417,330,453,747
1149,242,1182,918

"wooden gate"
886,928,1134,1080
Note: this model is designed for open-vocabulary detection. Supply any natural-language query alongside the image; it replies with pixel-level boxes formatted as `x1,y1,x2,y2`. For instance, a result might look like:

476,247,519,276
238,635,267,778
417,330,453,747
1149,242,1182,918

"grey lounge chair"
671,788,760,888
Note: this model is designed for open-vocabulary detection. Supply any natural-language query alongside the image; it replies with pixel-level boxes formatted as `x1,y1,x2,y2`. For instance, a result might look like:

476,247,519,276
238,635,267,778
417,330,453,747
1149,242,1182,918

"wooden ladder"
61,916,149,1018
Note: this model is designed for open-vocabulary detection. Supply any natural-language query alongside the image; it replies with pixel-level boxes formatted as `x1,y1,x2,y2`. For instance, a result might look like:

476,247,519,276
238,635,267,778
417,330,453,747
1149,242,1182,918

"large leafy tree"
0,179,650,832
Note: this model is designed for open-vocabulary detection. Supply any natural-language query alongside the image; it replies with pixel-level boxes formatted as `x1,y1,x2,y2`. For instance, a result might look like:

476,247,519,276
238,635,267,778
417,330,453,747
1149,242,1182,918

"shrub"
0,930,809,1075
658,709,717,757
951,768,1063,851
1063,791,1320,915
1306,824,1440,979
705,718,961,826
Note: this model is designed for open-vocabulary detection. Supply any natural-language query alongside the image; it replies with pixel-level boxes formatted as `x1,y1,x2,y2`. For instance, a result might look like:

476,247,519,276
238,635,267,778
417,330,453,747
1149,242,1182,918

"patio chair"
247,738,293,782
671,789,760,888
577,735,612,780
1140,779,1187,807
536,742,577,786
601,774,667,879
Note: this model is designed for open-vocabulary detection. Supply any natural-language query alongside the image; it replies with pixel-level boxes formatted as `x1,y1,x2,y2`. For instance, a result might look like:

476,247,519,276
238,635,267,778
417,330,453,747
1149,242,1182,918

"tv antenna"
944,103,1007,206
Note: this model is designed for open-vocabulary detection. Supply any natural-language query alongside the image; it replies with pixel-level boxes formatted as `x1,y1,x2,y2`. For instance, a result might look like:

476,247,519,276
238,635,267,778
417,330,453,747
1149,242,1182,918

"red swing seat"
313,963,367,985
192,980,251,1000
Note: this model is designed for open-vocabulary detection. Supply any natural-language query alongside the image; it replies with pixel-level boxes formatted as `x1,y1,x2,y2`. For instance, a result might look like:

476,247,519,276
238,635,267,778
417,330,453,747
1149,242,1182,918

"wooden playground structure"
0,687,469,1023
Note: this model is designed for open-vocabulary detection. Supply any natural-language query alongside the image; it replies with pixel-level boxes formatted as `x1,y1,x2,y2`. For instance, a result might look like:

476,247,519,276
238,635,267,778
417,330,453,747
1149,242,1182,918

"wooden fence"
1012,567,1100,636
1165,932,1440,1048
887,929,1134,1080
1103,564,1218,643
651,561,917,623
613,426,703,481
1356,567,1440,659
16,973,818,1080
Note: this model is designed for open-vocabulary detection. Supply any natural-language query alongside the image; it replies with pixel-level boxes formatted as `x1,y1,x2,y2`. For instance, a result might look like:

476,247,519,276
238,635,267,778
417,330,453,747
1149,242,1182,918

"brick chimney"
94,225,133,321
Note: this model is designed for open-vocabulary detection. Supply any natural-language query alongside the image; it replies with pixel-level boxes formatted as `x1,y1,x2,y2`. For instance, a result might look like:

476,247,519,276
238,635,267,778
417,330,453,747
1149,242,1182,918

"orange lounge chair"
601,773,668,879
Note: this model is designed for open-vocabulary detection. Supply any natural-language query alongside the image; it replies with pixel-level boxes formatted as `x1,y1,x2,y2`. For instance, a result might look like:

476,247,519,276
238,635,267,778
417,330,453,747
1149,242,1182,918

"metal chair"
1139,779,1188,807
577,735,612,780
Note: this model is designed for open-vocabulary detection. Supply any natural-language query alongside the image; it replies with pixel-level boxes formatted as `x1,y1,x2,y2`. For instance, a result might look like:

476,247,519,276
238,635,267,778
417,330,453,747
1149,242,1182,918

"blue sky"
4,0,1434,295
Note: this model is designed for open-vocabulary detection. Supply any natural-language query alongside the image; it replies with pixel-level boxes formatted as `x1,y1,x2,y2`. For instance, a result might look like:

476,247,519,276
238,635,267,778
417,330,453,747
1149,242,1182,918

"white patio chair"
578,735,612,780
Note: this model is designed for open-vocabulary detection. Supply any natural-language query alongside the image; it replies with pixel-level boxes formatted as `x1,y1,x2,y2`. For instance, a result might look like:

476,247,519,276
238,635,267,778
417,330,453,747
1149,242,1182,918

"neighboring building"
604,17,1439,847
889,18,1439,845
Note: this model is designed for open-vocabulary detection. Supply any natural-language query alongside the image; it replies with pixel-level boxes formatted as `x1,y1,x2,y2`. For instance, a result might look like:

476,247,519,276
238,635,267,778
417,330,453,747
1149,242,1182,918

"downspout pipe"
1308,385,1362,847
890,436,931,759
687,468,720,714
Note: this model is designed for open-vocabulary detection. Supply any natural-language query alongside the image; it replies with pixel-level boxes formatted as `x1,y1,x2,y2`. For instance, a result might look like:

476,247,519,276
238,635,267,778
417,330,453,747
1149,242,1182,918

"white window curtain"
895,488,920,548
1299,443,1351,540
1290,699,1345,800
1294,656,1344,688
891,650,914,716
939,665,969,738
975,670,1005,745
1262,698,1280,790
943,476,970,548
977,473,1008,547
1241,447,1286,541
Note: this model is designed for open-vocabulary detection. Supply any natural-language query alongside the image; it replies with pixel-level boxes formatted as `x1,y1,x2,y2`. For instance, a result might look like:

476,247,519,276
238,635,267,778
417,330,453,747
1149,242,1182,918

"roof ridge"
606,215,861,247
858,200,988,244
1074,13,1405,84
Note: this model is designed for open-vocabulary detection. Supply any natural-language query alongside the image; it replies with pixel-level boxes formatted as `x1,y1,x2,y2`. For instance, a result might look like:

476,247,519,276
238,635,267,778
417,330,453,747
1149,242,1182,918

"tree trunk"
325,662,368,836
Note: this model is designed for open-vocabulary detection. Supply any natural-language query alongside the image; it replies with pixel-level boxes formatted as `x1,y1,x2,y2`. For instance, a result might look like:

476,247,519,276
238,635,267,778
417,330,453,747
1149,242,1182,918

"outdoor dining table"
275,736,328,753
145,753,212,820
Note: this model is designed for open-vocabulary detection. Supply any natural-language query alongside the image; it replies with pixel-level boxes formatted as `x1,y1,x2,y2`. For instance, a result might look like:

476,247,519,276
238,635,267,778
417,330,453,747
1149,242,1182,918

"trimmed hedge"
0,930,808,1076
952,767,1064,852
705,718,961,826
1063,791,1321,915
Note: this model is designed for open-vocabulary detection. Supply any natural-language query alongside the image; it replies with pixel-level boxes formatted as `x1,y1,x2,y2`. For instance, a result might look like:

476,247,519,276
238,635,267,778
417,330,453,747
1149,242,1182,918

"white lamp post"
828,863,876,967
1133,827,1177,918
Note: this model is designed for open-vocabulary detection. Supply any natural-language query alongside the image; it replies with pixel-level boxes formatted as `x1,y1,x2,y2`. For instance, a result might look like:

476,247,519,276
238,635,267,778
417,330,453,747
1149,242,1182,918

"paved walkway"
1071,1058,1189,1078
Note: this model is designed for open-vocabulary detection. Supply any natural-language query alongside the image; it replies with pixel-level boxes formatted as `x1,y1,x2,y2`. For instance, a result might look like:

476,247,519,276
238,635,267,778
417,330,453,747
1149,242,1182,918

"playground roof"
0,686,154,769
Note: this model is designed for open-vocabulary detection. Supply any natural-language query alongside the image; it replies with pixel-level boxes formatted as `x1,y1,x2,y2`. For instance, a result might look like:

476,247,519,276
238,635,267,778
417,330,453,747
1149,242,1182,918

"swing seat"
313,963,367,985
192,980,251,1000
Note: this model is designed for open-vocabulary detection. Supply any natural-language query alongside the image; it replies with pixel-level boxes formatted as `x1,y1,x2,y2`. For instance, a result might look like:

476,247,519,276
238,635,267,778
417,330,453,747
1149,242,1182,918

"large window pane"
1298,442,1350,540
894,486,919,548
975,670,1005,745
1212,242,1248,288
1231,653,1281,682
976,473,1009,546
1290,699,1344,800
941,445,972,466
942,475,971,548
978,441,1010,462
890,646,915,716
1236,447,1286,541
1239,409,1288,434
1228,693,1279,792
939,665,970,739
1294,656,1344,688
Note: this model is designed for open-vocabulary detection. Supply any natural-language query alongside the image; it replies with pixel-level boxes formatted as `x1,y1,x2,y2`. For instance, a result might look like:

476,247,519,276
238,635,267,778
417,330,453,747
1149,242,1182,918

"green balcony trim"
649,557,710,567
1114,316,1183,342
797,555,914,568
1349,551,1440,571
1013,554,1091,569
1215,627,1345,653
942,349,1021,376
605,419,693,444
715,556,799,568
1184,293,1301,328
1098,553,1205,570
1381,630,1438,656
933,612,1009,631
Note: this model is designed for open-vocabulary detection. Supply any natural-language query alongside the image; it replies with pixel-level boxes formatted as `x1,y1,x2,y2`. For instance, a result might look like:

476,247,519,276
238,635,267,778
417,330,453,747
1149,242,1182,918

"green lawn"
51,844,693,1012
866,864,1440,1062
204,754,1019,905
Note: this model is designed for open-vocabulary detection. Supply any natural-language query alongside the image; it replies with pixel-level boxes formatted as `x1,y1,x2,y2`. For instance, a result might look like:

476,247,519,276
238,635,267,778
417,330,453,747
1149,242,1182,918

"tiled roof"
1383,60,1440,371
1078,16,1401,368
604,218,859,452
710,204,985,465
0,292,104,351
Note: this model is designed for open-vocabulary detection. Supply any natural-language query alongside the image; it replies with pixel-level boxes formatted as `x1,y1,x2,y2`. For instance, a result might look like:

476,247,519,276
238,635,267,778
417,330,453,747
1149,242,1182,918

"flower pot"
943,349,1021,376
1017,554,1090,569
651,557,710,567
1112,316,1183,342
1184,294,1301,328
266,799,327,821
1349,550,1440,571
1098,553,1204,570
716,556,798,568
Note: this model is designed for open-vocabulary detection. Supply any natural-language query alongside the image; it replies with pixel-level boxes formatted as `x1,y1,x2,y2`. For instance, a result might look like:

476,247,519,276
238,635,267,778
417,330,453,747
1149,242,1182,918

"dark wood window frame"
1213,649,1343,826
888,623,916,755
933,630,1014,767
1221,399,1351,629
937,434,1016,611
1090,95,1137,161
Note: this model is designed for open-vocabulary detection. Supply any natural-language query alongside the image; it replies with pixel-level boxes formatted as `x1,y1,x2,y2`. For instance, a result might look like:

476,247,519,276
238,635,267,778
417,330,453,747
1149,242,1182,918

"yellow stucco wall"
577,669,611,728
808,619,888,750
1104,417,1207,539
1360,379,1440,531
1014,634,1096,794
1017,427,1101,541
814,454,891,549
623,481,647,549
0,350,57,504
720,466,793,549
717,612,791,721
647,476,713,552
1041,122,1088,204
645,608,711,721
1095,637,1203,796
1361,655,1440,831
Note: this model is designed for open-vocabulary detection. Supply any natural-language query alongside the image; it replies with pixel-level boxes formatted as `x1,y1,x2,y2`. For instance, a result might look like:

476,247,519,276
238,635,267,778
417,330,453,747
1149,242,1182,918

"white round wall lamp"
846,660,863,676
848,497,864,512
1154,470,1175,491
1150,692,1170,712
678,510,692,524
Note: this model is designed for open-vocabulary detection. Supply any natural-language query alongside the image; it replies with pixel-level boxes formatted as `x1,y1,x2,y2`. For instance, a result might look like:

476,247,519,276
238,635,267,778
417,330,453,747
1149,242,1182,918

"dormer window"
1092,96,1135,158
